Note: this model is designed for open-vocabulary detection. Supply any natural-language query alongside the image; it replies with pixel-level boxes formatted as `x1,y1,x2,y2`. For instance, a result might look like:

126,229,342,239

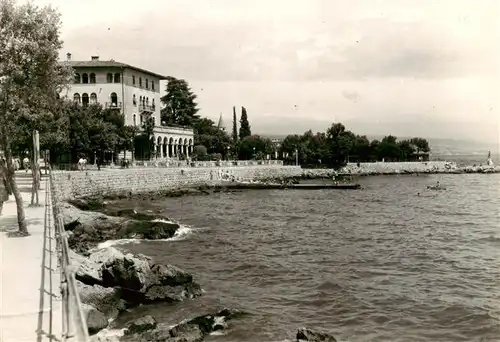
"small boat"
427,183,446,191
486,150,494,167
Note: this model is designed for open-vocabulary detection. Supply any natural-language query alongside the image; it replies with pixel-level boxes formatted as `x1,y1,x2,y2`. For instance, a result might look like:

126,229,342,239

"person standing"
23,156,30,172
0,159,11,216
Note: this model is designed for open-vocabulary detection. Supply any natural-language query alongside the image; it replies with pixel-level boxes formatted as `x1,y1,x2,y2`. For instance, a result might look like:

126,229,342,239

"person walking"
0,159,11,216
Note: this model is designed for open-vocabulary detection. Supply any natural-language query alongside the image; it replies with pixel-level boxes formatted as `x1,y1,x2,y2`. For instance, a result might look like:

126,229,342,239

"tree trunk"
3,140,29,235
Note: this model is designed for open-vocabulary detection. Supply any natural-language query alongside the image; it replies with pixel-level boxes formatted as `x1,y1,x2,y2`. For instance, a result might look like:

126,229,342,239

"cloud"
46,0,500,143
342,91,359,103
59,5,498,83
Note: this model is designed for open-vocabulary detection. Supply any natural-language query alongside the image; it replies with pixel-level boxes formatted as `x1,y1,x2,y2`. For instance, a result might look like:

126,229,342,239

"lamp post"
253,147,256,160
295,148,298,166
227,146,230,161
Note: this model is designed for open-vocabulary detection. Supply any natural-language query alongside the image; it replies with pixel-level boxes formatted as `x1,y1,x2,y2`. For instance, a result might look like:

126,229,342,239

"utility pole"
31,130,40,205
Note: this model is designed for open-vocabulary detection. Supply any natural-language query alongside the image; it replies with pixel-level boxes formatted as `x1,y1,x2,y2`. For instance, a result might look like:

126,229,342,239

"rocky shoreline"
62,198,338,342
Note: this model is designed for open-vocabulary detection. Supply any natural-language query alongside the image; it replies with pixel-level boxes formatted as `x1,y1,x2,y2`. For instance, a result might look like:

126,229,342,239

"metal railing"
49,159,285,171
104,102,122,109
48,167,90,341
37,177,57,342
139,104,155,112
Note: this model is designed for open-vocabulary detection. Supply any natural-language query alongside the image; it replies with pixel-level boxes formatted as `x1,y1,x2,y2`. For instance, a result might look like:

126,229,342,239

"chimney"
91,56,99,61
66,52,71,61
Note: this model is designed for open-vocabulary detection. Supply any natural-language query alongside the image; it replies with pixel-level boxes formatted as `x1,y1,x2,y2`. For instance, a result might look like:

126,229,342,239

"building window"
82,93,89,106
133,94,137,105
146,79,149,89
132,75,135,85
74,73,81,84
151,81,155,91
107,73,113,83
90,92,97,104
110,92,118,105
73,93,80,103
139,77,142,87
152,99,155,110
152,117,156,127
140,114,143,124
133,114,137,126
82,73,89,84
90,73,96,83
146,97,149,105
114,73,120,83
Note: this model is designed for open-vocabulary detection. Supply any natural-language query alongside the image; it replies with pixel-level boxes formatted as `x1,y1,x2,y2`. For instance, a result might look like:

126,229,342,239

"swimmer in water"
417,192,420,196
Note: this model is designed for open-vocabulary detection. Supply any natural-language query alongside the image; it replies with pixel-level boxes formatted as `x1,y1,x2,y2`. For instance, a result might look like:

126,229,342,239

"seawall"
51,161,499,200
340,161,499,175
52,165,303,200
342,161,450,174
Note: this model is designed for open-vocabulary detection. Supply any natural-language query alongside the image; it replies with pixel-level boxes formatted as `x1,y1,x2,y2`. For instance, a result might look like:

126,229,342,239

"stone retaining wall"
52,165,302,200
50,161,497,200
342,161,452,174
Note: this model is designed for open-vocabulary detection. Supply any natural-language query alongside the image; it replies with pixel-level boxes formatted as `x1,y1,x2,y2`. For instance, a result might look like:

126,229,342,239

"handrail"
48,166,90,342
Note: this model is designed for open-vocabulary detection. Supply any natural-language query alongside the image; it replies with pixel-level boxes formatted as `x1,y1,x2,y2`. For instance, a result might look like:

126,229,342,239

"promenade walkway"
0,172,62,342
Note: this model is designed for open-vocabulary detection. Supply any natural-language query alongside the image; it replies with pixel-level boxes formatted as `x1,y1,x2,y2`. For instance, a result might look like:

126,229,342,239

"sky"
26,0,500,144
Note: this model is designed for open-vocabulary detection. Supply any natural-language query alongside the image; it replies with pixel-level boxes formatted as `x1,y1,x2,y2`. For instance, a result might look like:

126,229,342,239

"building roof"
217,113,226,130
60,60,169,80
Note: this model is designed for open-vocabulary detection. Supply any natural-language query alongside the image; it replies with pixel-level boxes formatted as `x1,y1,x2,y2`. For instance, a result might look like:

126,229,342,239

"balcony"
155,125,194,135
105,102,122,109
139,104,155,113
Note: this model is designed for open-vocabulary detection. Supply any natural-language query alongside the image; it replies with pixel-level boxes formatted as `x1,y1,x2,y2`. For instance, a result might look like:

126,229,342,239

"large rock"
77,281,126,320
90,328,126,342
121,309,243,342
73,247,202,304
82,303,108,335
68,198,107,211
60,203,180,253
296,327,337,342
123,315,157,335
71,249,102,285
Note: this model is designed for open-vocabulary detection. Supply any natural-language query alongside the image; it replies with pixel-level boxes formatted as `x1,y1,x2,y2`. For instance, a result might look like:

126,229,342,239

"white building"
60,54,194,159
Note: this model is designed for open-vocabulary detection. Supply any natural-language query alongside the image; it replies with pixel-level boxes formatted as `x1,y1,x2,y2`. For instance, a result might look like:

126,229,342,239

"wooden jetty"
216,182,362,190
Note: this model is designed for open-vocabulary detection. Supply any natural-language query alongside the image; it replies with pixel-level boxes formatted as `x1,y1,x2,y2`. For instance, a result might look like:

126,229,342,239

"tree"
0,0,69,235
352,135,371,162
118,125,138,159
237,135,273,160
134,115,155,160
377,135,401,161
239,106,251,139
192,118,231,157
160,77,200,127
398,139,415,161
410,137,430,158
232,106,238,144
192,145,208,161
279,121,433,167
369,140,380,161
326,123,350,168
279,134,301,165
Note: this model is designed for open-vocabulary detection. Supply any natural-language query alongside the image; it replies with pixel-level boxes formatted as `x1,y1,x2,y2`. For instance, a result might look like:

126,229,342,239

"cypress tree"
239,106,251,139
232,106,238,143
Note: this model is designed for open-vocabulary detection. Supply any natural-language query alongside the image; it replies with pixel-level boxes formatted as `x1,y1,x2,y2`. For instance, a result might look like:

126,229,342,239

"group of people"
209,169,238,182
